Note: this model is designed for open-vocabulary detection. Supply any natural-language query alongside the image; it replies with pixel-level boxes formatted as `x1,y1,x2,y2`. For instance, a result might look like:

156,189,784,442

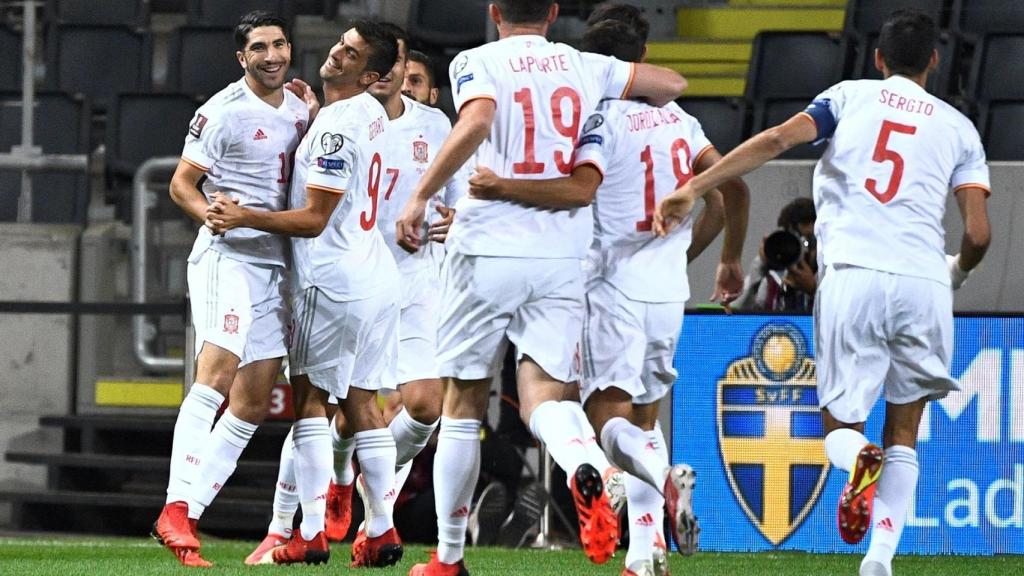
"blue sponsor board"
671,314,1024,554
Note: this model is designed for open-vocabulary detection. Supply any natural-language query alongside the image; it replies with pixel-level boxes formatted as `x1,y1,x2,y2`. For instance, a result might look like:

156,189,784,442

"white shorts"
288,285,399,400
187,250,288,367
387,266,441,388
436,248,584,382
581,279,685,405
815,264,957,423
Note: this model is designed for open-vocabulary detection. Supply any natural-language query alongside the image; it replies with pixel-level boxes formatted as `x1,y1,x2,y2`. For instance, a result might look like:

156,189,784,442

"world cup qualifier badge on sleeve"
317,133,346,170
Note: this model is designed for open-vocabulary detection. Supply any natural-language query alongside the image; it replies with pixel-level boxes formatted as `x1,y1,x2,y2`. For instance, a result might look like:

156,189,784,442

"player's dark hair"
777,197,816,230
878,9,937,76
581,19,643,63
352,19,399,77
379,22,409,53
495,0,554,24
234,10,288,51
586,3,649,46
407,49,436,87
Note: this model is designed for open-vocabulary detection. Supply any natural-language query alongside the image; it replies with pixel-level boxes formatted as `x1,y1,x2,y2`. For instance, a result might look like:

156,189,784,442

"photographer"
733,197,817,312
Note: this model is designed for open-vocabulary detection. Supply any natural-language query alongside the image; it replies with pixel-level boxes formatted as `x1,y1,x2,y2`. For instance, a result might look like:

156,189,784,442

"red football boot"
664,463,699,556
351,527,403,568
245,532,289,565
570,463,619,564
262,530,330,565
152,501,200,550
408,551,470,576
838,443,885,544
326,480,354,541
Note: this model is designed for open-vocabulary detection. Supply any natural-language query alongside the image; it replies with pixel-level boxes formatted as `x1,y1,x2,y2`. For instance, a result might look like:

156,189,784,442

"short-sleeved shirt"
575,99,714,303
182,77,308,266
445,34,635,259
289,91,398,301
801,76,991,285
375,95,469,275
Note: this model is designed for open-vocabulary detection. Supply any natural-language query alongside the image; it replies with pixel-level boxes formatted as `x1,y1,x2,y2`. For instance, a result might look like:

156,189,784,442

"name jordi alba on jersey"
445,34,635,259
289,92,398,301
575,99,713,303
804,76,990,285
182,78,307,267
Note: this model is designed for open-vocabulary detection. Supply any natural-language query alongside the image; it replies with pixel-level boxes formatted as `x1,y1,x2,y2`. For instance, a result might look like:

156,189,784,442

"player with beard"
153,11,309,568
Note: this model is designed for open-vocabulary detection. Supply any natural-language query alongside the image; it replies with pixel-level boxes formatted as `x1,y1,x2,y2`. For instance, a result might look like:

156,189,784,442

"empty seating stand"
0,25,22,92
676,97,747,155
0,92,90,223
967,34,1024,102
952,0,1024,38
852,33,956,98
845,0,947,37
167,26,241,100
187,0,290,26
45,25,152,110
107,93,200,179
977,100,1024,160
45,0,149,26
408,0,489,48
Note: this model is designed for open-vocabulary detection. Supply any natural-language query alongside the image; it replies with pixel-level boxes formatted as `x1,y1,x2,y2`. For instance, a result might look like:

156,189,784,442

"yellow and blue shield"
716,323,830,545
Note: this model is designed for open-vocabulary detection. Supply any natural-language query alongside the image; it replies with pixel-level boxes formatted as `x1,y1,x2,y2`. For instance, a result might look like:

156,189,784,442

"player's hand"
428,204,455,244
396,197,428,254
205,192,244,234
947,253,970,290
286,78,320,124
785,258,817,294
712,260,744,306
468,165,503,200
654,185,697,237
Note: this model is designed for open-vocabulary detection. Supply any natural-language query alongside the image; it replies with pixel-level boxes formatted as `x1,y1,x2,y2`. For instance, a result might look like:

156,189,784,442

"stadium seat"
0,92,90,223
853,33,956,98
753,98,825,160
968,34,1024,101
408,0,489,48
952,0,1024,37
677,97,747,155
0,25,21,92
167,26,242,100
977,100,1024,161
186,0,290,27
106,93,201,179
45,25,151,109
746,32,844,102
844,0,947,37
45,0,149,26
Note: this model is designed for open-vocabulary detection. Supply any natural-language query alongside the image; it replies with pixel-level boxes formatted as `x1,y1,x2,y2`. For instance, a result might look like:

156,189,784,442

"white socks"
188,409,258,519
600,416,669,492
355,428,398,538
562,401,614,474
166,383,224,505
389,408,438,467
331,415,356,486
528,401,590,486
435,417,481,564
824,428,870,473
268,427,298,538
293,417,333,541
625,472,663,567
863,446,919,575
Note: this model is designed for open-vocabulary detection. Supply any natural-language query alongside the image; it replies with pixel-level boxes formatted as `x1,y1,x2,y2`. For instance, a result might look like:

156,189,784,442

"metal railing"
131,157,184,372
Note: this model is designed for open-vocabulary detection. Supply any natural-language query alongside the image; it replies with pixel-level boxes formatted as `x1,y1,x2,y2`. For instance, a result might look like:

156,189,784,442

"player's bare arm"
626,63,688,107
468,164,602,209
693,147,751,303
952,185,991,278
654,113,815,237
396,97,494,253
686,190,724,264
206,187,341,237
169,160,215,226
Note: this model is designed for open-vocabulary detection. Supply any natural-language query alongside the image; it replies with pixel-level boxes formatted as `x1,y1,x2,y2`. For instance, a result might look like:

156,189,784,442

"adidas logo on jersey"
254,128,267,141
635,513,655,527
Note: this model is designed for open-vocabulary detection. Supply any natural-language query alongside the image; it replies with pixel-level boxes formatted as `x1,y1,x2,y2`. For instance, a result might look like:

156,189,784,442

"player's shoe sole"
245,533,289,565
260,531,329,565
665,463,699,556
838,443,884,544
603,467,627,517
571,463,619,564
408,551,470,576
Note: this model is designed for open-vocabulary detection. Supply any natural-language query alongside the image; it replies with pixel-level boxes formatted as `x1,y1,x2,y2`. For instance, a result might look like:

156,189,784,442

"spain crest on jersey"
412,140,429,163
717,323,829,545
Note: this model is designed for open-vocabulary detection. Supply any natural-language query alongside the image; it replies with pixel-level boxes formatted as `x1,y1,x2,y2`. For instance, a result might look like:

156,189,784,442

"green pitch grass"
0,536,1018,576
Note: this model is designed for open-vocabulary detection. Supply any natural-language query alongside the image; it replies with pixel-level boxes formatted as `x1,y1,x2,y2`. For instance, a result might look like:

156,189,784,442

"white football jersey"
446,34,635,258
575,99,713,303
289,91,399,301
182,77,308,267
376,95,469,274
803,76,990,285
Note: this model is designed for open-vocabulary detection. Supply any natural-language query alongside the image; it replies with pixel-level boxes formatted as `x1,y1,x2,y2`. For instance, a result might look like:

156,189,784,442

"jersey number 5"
636,139,693,232
512,87,581,175
865,120,917,204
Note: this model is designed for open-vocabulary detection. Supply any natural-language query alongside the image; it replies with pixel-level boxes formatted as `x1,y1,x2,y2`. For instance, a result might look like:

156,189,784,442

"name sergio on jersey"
879,89,935,116
627,108,683,133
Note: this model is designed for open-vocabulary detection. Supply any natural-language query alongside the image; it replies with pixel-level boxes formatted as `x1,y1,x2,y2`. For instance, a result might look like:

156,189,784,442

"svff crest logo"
717,323,829,545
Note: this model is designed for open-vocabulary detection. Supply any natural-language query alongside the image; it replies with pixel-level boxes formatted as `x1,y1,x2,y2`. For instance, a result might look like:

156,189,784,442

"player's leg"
630,405,671,576
246,425,297,564
326,405,356,542
816,266,890,545
562,384,622,511
392,378,442,467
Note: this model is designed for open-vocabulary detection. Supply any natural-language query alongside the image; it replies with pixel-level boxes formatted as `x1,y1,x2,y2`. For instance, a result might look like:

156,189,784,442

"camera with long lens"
763,228,815,271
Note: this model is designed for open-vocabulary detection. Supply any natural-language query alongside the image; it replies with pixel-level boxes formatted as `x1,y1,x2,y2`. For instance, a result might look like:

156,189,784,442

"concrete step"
5,450,279,476
677,5,845,39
